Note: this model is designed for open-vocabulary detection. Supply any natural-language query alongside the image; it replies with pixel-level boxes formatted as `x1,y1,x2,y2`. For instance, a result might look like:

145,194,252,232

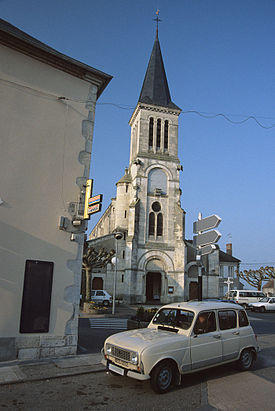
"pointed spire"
138,22,180,110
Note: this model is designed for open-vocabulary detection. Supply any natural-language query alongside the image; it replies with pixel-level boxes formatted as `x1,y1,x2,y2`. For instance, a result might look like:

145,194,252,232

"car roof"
160,301,243,314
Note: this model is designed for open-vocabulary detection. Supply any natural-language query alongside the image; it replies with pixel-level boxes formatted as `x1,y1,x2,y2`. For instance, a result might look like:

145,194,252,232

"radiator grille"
111,346,131,362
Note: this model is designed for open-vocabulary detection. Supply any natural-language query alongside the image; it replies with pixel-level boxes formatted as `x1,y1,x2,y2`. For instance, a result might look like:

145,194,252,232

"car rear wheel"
260,306,265,313
150,361,174,394
238,349,254,371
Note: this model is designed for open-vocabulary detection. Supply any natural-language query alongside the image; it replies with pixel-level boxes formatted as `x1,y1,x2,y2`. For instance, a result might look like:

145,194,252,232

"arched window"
156,119,161,149
164,120,168,150
149,117,154,149
147,168,167,194
148,202,163,238
157,213,163,237
149,212,155,236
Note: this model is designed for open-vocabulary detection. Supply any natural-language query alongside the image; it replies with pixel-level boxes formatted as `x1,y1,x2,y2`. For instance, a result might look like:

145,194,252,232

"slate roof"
0,18,112,98
219,250,241,263
138,34,181,110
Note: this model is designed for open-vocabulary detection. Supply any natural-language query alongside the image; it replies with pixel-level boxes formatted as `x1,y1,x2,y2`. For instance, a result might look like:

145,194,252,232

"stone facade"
89,34,187,304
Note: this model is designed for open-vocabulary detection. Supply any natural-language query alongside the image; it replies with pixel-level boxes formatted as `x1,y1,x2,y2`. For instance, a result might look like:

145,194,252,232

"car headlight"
106,343,112,355
130,351,138,365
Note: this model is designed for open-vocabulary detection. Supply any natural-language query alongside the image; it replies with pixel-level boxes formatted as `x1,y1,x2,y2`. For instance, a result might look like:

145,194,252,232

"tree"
82,241,115,302
237,266,275,291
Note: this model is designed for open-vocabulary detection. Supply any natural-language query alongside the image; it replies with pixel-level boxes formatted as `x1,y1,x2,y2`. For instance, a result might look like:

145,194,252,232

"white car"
90,290,112,306
102,301,259,393
249,297,275,312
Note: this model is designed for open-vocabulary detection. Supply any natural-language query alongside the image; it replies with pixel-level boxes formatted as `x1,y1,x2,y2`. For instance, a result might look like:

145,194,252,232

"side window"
239,310,249,327
96,291,104,296
91,291,95,296
194,311,216,334
218,310,237,330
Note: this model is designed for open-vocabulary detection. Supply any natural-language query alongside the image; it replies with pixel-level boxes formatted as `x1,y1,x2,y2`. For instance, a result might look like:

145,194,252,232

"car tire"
103,300,109,307
150,361,174,394
237,349,254,371
260,306,265,313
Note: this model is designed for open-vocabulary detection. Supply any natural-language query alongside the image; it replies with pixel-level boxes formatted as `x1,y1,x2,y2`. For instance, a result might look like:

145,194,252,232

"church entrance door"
146,272,161,303
189,281,198,300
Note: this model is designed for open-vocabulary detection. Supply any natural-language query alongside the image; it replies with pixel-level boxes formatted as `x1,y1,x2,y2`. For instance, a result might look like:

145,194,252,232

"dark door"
146,272,161,302
92,277,103,290
189,281,198,300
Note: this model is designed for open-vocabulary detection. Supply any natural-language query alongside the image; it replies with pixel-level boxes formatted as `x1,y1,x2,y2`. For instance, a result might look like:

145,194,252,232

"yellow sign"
83,179,93,220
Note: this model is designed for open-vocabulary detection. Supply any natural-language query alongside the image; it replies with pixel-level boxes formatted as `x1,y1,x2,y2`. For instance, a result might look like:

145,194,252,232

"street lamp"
111,231,123,315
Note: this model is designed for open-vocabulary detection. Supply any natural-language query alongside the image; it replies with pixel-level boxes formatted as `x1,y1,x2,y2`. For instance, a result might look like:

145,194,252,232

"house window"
122,250,125,259
124,210,127,218
156,119,161,150
126,185,128,193
164,120,168,150
149,117,154,148
122,274,124,283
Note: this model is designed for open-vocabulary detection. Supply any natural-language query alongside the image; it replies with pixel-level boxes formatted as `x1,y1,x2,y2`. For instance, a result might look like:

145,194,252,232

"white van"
228,290,266,308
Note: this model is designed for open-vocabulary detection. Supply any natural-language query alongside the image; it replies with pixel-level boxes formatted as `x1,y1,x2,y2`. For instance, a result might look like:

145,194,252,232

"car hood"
105,327,187,352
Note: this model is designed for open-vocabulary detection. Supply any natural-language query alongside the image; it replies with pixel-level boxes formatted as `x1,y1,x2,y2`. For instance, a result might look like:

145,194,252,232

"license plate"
108,363,125,376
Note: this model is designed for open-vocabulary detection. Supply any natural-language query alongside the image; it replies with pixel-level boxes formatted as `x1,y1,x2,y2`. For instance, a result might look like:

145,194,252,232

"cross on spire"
153,9,162,39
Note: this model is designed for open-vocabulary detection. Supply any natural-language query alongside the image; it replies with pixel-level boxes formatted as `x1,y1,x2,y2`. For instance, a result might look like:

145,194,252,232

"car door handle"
232,331,239,335
213,334,221,339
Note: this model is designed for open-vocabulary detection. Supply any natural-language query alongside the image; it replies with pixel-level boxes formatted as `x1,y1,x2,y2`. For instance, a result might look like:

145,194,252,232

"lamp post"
111,231,123,315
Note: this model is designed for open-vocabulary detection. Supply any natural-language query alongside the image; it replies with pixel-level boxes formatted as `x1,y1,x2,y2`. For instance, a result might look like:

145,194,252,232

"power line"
1,78,275,129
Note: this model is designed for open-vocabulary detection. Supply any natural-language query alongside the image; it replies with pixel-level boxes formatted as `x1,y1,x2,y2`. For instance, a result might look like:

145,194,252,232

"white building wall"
0,44,101,360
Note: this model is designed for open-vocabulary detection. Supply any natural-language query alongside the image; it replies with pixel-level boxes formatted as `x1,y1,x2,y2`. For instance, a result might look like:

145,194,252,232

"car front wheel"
260,306,265,313
238,349,254,371
150,361,174,394
103,300,109,307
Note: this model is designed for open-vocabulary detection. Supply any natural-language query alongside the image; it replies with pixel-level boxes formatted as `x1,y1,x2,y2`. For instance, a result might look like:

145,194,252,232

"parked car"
249,297,275,312
90,290,112,306
102,301,259,394
227,290,266,308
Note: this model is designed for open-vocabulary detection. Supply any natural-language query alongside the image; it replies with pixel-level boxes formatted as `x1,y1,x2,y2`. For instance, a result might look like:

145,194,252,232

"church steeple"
138,32,180,110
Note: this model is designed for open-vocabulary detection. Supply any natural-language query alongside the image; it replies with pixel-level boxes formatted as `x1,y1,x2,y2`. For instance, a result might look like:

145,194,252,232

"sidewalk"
0,304,139,386
0,352,105,385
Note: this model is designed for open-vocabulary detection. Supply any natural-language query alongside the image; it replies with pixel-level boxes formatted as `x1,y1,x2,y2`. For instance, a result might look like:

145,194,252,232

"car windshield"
152,308,194,330
259,298,269,302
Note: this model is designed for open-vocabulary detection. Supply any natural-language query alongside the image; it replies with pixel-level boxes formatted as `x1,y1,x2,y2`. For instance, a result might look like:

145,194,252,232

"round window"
152,202,161,212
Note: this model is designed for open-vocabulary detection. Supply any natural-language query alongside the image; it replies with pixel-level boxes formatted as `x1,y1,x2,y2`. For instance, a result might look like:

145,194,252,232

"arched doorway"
189,281,198,300
92,277,103,290
146,272,161,302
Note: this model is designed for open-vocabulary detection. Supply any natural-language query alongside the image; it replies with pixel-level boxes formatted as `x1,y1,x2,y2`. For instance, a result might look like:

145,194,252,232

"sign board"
83,179,93,220
193,230,221,248
88,203,102,215
88,194,103,206
193,214,221,234
198,244,216,256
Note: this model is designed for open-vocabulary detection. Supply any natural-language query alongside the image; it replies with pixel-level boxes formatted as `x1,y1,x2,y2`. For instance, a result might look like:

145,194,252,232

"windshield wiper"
157,325,179,333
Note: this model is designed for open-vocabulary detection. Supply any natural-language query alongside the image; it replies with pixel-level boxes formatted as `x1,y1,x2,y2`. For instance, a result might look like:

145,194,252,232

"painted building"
0,19,111,361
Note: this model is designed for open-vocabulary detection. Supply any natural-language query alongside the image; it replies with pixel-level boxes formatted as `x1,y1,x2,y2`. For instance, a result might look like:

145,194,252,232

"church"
88,27,189,304
88,28,240,303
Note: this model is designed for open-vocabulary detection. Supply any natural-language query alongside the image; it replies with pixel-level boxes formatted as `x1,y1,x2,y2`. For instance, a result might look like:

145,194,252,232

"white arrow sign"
193,230,221,248
193,214,221,234
198,244,216,256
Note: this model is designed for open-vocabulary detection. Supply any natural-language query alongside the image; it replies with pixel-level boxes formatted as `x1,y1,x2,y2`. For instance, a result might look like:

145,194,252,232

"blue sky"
2,0,275,273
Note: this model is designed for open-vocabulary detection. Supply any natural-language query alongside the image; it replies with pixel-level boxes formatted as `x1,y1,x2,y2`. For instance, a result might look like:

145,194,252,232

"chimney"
226,243,232,256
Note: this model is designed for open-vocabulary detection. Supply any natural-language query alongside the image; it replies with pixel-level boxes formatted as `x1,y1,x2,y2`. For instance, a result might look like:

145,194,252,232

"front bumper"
101,357,150,381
